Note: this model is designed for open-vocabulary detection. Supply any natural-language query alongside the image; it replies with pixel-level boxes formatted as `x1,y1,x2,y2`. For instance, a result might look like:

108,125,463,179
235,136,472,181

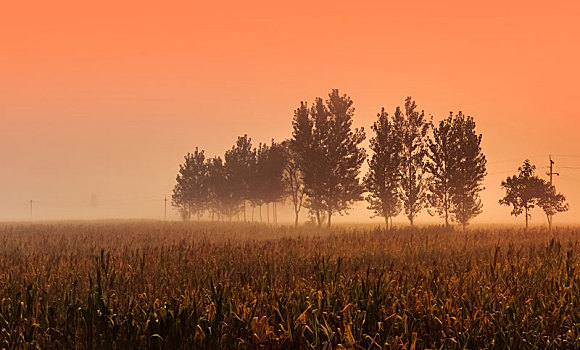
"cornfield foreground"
1,222,580,349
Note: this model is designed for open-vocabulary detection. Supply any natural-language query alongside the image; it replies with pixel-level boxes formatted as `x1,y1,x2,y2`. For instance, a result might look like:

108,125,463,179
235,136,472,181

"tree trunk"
327,210,332,228
316,210,321,227
525,207,529,230
385,217,389,232
409,215,414,227
294,210,299,226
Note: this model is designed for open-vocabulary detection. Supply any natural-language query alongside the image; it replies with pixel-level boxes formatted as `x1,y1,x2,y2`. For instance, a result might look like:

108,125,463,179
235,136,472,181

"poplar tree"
224,135,254,221
281,140,305,226
206,156,229,220
253,141,286,224
172,148,208,220
448,112,487,229
395,97,430,226
425,114,454,226
364,107,403,230
291,90,366,227
324,89,366,227
291,101,326,225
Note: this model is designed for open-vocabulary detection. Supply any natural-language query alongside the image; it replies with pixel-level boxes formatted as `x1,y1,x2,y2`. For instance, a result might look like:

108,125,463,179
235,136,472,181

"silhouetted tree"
172,148,208,220
538,183,569,232
224,135,254,221
394,97,430,226
292,99,326,226
426,114,454,226
364,107,403,230
257,141,286,225
499,160,545,229
206,157,225,220
292,90,366,227
247,148,262,221
448,112,487,229
281,140,305,226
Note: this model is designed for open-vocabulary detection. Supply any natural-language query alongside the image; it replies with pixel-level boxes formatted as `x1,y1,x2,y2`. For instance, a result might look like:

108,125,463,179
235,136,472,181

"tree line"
173,89,567,229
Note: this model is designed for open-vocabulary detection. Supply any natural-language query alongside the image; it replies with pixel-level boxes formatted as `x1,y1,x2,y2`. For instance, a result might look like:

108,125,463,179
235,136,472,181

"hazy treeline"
173,89,566,228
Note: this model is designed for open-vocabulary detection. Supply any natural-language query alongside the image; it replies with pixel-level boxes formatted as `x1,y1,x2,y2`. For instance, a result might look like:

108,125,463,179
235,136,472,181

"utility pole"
164,195,167,220
547,155,559,186
546,155,560,231
29,200,33,218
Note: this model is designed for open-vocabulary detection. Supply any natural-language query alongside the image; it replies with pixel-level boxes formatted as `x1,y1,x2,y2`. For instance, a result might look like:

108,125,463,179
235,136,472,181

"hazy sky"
1,1,580,225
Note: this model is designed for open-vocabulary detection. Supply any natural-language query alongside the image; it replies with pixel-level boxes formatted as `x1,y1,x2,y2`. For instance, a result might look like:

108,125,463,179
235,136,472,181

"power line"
551,154,580,158
487,170,515,176
487,155,547,165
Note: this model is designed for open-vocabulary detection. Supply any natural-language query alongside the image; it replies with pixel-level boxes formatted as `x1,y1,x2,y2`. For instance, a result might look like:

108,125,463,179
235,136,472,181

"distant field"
1,221,580,349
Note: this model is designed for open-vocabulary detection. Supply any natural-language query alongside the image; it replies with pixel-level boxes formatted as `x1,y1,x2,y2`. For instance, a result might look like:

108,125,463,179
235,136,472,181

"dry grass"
1,221,580,348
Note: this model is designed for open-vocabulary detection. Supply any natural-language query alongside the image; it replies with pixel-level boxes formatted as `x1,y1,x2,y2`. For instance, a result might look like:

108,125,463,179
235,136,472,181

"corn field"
1,221,580,349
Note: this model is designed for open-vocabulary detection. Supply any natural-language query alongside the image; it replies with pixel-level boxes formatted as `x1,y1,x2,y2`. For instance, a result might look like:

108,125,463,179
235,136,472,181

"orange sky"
1,1,580,225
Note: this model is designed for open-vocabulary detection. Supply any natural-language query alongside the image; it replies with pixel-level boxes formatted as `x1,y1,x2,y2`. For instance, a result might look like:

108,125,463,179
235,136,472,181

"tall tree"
538,183,569,232
281,140,305,226
499,160,545,229
324,89,366,226
307,98,330,226
292,90,366,227
364,107,403,230
395,97,430,226
291,101,323,225
448,112,487,229
172,148,208,220
425,114,454,226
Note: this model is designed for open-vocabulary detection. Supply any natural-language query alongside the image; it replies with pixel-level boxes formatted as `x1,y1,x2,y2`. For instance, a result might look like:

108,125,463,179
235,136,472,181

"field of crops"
1,221,580,349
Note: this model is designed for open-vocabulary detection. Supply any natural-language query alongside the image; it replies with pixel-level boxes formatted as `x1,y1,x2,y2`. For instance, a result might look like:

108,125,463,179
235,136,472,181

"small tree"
364,107,403,230
172,148,208,220
538,183,568,232
499,160,545,229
